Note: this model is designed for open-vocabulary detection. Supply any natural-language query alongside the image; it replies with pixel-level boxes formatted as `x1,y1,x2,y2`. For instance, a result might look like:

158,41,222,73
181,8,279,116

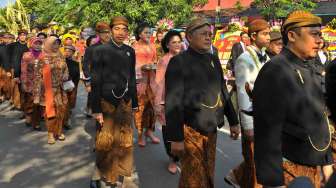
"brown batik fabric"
331,133,336,163
11,78,21,109
45,92,67,136
31,104,42,128
233,139,262,188
67,85,78,109
282,161,321,188
33,52,69,108
0,68,5,96
179,125,217,188
63,86,78,126
3,74,11,100
134,84,155,136
23,92,34,123
96,99,134,184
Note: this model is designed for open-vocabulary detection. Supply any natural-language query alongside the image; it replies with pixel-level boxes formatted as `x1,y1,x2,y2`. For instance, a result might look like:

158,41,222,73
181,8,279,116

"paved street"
0,83,242,188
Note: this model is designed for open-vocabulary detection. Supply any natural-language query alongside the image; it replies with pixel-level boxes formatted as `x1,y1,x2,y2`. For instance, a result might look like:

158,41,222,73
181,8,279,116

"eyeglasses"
194,31,212,38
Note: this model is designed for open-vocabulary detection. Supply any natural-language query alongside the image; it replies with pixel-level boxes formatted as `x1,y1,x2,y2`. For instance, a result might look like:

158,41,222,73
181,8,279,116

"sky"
0,0,16,8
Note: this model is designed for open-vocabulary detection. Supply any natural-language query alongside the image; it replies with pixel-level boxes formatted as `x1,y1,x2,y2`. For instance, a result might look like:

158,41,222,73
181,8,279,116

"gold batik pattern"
134,82,155,135
45,98,67,136
233,139,262,188
331,132,336,163
96,99,134,184
283,161,321,188
179,126,217,188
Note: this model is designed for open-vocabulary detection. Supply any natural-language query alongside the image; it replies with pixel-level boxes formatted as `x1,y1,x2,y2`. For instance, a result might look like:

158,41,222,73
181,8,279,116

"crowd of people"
0,9,335,188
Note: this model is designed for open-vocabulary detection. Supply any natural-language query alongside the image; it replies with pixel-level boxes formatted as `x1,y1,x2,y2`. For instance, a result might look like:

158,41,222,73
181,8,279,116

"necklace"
295,69,333,152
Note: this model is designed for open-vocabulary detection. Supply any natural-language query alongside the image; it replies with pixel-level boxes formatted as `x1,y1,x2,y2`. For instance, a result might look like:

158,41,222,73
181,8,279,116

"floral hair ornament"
156,18,174,31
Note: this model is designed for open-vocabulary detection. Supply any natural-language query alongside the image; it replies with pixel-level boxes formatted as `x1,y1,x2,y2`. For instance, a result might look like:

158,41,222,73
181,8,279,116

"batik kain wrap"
45,94,67,136
0,67,5,96
179,125,217,188
96,99,133,184
22,93,34,122
282,160,321,188
233,139,262,188
331,132,336,164
134,69,156,135
3,73,11,100
67,85,78,109
31,104,42,128
10,69,21,109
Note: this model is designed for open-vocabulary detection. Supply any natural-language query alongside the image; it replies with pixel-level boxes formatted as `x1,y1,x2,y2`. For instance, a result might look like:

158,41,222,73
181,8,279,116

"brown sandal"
48,133,56,145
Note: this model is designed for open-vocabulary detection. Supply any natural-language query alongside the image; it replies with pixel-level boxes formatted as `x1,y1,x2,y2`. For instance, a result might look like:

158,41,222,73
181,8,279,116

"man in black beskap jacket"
0,32,9,102
165,18,240,188
6,29,28,109
89,16,138,188
7,30,28,81
253,11,333,188
82,22,111,117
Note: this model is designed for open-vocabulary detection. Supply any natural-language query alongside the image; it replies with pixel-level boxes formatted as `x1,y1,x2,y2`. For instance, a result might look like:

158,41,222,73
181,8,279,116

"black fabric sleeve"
129,49,138,108
14,45,28,78
0,46,8,69
326,60,336,123
6,43,14,72
165,56,185,142
253,62,288,186
227,43,240,72
214,54,239,127
82,47,92,80
223,83,239,127
3,46,10,71
91,48,103,113
14,54,22,78
73,61,80,86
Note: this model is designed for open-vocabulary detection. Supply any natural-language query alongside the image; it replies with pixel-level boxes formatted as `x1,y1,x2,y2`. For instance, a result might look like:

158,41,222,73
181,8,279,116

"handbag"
62,80,75,91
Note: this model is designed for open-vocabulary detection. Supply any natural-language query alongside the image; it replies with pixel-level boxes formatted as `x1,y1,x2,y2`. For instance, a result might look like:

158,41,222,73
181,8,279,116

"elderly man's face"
187,25,212,53
268,39,283,55
98,31,111,44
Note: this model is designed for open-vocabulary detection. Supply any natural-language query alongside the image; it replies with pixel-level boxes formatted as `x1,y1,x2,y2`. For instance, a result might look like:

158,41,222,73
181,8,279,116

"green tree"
253,0,316,19
20,0,207,30
0,0,30,34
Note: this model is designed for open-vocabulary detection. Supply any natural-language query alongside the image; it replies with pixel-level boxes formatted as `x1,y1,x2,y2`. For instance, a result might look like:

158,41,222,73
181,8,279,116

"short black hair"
37,32,47,38
49,34,59,38
240,31,248,37
86,35,96,47
282,27,301,45
135,22,151,41
161,30,182,53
